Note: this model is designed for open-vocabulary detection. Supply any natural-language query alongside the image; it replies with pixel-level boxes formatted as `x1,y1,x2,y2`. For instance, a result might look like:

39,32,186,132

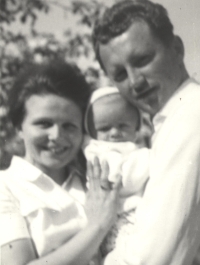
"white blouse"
0,156,87,256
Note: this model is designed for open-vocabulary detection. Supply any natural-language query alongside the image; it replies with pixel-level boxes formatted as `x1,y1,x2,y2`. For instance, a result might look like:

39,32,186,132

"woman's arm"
2,223,107,265
1,158,121,265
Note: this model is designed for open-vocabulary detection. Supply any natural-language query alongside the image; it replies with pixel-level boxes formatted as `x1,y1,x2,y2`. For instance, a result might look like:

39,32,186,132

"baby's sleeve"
122,148,150,195
83,139,123,183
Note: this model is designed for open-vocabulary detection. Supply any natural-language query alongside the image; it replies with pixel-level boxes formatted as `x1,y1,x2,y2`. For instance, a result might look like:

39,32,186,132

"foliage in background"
0,0,152,169
0,0,112,168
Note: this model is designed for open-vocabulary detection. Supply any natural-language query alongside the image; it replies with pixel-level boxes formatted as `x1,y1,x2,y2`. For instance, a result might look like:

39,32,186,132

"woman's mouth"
43,146,69,155
50,146,68,155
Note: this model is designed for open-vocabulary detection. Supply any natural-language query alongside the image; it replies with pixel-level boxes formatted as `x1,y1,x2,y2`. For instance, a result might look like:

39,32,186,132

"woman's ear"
173,35,185,61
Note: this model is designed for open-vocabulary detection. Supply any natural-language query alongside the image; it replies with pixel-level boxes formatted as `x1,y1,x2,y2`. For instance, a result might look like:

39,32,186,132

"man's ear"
173,35,185,61
17,127,24,140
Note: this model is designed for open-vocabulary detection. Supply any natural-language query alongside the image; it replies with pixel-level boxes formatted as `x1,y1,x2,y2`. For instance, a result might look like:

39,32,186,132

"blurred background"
0,0,200,169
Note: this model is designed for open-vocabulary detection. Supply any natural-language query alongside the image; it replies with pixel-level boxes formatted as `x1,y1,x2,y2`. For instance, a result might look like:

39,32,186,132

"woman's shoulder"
0,167,12,186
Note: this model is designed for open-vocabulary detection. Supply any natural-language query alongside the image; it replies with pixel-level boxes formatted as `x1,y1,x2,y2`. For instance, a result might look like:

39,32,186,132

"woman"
0,60,121,265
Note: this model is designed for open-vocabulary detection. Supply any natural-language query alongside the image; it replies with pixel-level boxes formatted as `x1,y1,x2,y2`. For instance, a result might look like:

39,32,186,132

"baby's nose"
110,127,121,138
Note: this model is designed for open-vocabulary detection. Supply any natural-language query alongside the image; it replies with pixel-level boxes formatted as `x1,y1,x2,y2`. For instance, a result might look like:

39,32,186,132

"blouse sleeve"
0,177,30,246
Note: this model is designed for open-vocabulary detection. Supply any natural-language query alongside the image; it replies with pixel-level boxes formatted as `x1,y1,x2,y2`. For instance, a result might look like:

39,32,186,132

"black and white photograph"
0,0,200,264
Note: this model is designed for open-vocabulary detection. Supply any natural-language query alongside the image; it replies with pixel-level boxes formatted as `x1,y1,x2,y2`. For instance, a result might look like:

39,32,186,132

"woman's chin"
35,156,70,172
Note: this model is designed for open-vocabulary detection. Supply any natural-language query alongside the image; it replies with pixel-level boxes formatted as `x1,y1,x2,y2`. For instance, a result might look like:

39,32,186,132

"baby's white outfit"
84,139,150,256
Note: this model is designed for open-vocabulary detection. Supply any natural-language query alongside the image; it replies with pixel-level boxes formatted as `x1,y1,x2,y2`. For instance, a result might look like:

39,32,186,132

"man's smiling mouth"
136,86,158,100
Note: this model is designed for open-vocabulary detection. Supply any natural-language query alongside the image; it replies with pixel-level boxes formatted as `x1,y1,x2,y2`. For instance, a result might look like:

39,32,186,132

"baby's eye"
98,126,110,132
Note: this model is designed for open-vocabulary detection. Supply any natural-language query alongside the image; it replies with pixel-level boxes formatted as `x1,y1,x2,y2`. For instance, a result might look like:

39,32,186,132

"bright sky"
12,0,200,81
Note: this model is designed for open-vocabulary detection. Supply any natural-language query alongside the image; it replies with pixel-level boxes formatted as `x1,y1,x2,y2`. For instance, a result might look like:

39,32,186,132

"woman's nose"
48,125,63,140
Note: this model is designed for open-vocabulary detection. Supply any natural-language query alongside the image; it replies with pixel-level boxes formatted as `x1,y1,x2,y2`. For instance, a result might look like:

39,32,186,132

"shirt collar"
9,156,43,181
152,78,197,131
9,156,82,189
8,156,85,212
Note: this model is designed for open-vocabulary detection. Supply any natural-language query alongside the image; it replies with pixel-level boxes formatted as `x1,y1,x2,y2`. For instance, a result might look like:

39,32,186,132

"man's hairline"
96,19,174,74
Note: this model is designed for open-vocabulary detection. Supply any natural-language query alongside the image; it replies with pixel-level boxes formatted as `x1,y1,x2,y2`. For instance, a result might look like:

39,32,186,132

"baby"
84,87,150,259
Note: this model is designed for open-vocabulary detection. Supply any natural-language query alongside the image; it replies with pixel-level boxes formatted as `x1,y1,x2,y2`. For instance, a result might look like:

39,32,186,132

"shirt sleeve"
104,97,200,265
0,178,30,246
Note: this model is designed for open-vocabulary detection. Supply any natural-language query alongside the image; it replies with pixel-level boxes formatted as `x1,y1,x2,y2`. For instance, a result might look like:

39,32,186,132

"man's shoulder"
184,78,200,98
172,79,200,113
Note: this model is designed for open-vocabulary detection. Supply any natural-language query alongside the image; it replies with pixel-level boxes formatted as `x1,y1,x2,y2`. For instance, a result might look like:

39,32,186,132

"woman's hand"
85,157,122,233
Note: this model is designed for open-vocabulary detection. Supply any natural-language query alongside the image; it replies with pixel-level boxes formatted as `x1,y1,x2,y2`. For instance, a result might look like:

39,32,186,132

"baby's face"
92,94,139,142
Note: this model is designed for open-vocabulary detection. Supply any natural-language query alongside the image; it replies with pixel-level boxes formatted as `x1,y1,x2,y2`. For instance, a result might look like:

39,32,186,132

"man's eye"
119,124,128,129
63,123,77,131
135,54,153,68
113,69,127,82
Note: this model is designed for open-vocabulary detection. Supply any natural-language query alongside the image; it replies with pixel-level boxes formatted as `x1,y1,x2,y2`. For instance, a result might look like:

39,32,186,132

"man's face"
99,21,184,116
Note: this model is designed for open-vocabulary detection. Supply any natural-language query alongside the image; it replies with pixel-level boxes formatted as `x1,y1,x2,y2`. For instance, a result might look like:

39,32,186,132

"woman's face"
19,93,83,173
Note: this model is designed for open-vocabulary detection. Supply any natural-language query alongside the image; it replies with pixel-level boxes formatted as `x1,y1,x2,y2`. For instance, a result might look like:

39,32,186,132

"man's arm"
104,94,200,265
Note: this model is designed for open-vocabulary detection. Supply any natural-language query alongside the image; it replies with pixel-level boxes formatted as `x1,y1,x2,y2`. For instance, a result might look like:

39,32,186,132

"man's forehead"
99,21,157,71
101,21,154,47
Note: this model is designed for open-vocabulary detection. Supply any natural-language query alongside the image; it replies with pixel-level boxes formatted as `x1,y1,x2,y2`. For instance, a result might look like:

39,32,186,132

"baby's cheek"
96,132,108,141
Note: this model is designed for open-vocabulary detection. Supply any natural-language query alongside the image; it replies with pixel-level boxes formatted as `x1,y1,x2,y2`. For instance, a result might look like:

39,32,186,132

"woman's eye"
36,121,52,128
119,124,128,129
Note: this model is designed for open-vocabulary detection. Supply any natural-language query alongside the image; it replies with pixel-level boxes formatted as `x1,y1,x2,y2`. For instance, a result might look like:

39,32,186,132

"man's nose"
127,67,146,94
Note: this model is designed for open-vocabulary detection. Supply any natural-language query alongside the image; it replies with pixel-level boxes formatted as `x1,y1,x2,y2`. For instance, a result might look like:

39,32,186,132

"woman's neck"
45,167,68,185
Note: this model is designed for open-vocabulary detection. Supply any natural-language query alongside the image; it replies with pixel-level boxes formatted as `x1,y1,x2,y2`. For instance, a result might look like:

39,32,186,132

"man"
92,1,200,265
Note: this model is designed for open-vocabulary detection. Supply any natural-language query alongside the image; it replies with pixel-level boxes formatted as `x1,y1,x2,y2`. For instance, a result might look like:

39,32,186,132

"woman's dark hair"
8,60,90,186
92,0,174,71
9,60,91,129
